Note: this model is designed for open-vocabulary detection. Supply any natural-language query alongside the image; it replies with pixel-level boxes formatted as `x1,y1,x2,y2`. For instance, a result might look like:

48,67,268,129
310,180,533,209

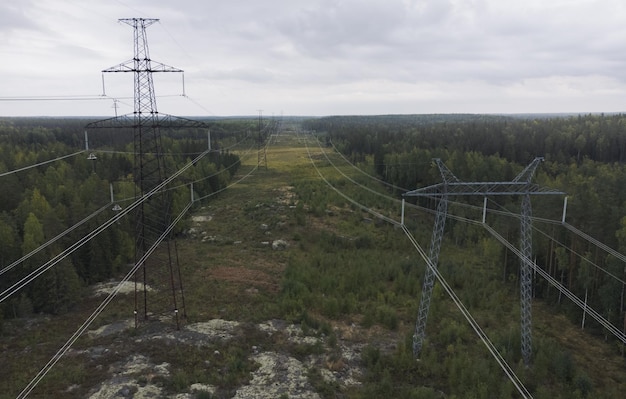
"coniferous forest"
304,113,626,341
0,117,245,318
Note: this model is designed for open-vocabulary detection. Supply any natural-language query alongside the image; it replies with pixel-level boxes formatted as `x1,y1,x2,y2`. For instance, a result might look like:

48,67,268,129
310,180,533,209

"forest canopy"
0,117,247,318
304,113,626,340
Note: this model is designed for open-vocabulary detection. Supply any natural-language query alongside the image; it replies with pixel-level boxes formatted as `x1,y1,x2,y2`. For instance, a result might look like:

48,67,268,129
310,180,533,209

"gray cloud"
0,2,37,34
2,0,626,116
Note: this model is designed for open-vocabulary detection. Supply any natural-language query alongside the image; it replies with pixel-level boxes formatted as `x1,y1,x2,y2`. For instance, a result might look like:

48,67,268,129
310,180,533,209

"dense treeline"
303,113,626,343
0,117,246,319
305,113,626,165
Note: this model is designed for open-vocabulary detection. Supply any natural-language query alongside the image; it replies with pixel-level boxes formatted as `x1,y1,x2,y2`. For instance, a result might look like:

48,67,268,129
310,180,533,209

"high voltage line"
0,132,257,282
0,149,210,304
300,131,533,398
3,143,257,395
484,223,626,344
0,126,250,178
0,203,111,278
322,134,626,290
92,125,256,157
0,150,86,177
16,200,194,399
401,225,533,399
485,198,626,285
305,129,626,394
10,127,624,396
325,130,626,294
16,132,265,398
0,95,108,101
327,138,413,193
2,14,278,395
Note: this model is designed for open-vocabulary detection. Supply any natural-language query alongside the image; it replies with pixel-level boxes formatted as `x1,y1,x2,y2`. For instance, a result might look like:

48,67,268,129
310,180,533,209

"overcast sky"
1,0,626,117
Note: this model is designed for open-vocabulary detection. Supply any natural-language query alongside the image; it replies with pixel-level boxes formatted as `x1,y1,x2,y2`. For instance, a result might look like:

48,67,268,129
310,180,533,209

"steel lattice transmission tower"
112,17,183,329
257,110,268,169
404,157,564,366
86,18,210,329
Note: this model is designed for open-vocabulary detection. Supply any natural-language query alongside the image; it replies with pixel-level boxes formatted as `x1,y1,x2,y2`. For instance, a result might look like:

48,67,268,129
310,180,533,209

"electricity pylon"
86,18,210,329
257,110,268,169
404,157,564,366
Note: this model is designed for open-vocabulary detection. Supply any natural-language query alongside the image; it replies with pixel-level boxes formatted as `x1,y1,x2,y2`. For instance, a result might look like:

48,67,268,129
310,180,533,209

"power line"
301,131,532,398
182,94,217,116
402,193,626,341
321,135,626,293
485,198,626,285
16,148,264,397
16,199,193,399
0,150,86,178
16,130,268,397
416,202,626,346
401,225,533,399
0,95,107,102
82,134,257,210
168,139,257,194
320,140,626,363
91,125,255,157
327,138,411,193
318,138,403,204
0,149,209,304
0,203,111,277
483,223,626,344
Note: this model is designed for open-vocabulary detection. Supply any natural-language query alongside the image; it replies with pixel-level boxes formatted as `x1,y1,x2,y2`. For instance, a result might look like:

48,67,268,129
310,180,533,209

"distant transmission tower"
257,109,268,169
86,18,210,329
404,158,564,366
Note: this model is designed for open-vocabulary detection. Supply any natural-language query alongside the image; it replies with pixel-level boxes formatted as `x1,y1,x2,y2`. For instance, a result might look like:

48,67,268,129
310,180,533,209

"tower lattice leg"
413,195,448,358
520,193,533,365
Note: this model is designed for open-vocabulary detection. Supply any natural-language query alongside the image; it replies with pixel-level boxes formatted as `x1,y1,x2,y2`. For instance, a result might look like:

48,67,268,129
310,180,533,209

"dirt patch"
274,186,297,205
88,319,134,338
207,266,279,292
191,215,213,223
186,319,240,341
233,351,320,399
87,354,171,399
83,318,372,398
93,281,152,297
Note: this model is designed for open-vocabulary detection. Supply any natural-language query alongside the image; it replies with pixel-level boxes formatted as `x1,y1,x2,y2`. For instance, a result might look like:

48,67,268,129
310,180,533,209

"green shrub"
376,305,399,331
573,371,593,397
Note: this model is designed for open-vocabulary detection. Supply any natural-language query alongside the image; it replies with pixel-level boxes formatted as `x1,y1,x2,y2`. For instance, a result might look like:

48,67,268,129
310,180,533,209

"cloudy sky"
1,0,626,117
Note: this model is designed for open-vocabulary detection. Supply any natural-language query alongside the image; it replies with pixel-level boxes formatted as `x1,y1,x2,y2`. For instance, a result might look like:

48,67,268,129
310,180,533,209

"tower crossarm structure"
403,157,564,365
86,113,212,130
408,180,561,197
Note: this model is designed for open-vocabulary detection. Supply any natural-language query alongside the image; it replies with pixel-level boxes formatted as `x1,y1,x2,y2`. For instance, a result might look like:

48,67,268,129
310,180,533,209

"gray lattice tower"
404,157,563,366
88,18,194,329
257,110,268,169
412,159,458,356
513,157,544,365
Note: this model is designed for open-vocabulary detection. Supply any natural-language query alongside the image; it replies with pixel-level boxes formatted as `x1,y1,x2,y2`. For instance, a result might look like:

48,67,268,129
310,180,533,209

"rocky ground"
2,138,407,398
72,190,402,399
81,314,389,399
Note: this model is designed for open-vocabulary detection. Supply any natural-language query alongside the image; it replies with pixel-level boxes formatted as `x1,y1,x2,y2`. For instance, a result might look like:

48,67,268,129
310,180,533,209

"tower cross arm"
103,60,183,73
433,158,460,184
102,59,135,73
513,156,544,183
403,181,564,197
86,114,211,130
119,18,159,26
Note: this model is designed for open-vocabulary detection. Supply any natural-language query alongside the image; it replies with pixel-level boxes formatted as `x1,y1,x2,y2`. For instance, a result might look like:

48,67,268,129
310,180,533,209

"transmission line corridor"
3,127,626,398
